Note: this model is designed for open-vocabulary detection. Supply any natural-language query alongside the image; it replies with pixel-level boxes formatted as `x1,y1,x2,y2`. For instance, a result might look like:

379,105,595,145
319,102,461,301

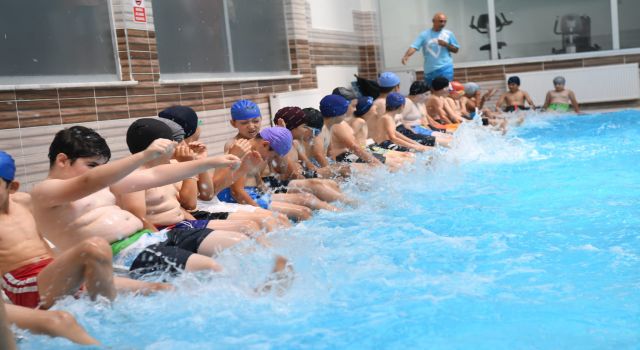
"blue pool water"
21,110,640,349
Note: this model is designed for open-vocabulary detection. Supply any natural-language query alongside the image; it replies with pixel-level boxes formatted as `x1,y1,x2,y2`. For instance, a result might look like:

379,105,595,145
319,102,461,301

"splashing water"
20,110,640,349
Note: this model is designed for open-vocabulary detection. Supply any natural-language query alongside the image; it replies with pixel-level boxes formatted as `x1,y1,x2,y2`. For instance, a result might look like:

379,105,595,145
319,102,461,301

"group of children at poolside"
0,72,580,347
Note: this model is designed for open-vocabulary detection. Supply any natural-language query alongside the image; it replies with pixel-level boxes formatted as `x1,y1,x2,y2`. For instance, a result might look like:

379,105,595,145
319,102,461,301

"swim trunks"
217,187,272,209
262,176,289,194
191,210,230,221
128,227,214,276
503,105,529,112
1,257,54,308
547,103,570,112
335,151,366,163
396,125,436,146
302,169,318,178
377,140,411,152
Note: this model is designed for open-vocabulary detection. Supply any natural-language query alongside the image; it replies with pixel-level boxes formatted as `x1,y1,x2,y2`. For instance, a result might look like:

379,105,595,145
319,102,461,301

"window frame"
155,0,294,83
378,0,640,71
0,0,123,90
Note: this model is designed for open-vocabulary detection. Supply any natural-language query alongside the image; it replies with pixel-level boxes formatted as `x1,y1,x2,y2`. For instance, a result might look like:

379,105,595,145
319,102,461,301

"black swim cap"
126,118,173,154
302,107,324,130
431,76,450,91
507,76,521,85
159,105,199,138
409,81,429,95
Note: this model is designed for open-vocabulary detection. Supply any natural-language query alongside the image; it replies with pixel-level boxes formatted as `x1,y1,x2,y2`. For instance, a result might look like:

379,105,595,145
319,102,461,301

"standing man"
401,12,459,87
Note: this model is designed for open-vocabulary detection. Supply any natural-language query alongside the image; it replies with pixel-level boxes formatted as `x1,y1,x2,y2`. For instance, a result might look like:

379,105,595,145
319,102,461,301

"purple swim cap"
259,127,293,156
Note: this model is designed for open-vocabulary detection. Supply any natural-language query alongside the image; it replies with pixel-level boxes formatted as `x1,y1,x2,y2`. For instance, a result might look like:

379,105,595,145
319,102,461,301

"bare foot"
255,256,294,296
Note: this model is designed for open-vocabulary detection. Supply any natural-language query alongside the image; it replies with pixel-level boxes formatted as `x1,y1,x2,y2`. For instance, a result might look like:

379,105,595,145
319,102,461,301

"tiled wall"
0,0,383,189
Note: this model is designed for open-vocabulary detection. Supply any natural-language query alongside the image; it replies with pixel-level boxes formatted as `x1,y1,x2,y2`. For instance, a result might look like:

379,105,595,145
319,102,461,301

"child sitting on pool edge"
542,76,581,113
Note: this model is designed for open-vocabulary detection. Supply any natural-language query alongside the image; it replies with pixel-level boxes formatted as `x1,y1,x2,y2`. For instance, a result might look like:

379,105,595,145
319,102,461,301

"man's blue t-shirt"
410,29,459,74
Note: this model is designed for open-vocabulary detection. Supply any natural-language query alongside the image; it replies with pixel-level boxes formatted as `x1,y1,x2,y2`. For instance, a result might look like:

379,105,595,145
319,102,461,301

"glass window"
379,0,489,70
618,0,640,49
494,0,612,59
154,0,290,78
0,0,118,85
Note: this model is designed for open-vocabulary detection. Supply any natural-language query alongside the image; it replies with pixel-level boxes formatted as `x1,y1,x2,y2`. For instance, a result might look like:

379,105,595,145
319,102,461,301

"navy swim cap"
0,151,16,182
354,96,374,116
507,76,521,85
386,92,406,109
231,99,261,120
320,95,349,117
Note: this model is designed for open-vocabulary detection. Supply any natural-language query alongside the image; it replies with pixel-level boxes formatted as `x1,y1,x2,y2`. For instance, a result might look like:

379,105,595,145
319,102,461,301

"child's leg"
272,192,338,211
207,219,261,236
287,178,349,204
198,228,250,255
113,276,173,295
6,304,99,345
37,237,116,309
268,201,312,221
228,211,291,232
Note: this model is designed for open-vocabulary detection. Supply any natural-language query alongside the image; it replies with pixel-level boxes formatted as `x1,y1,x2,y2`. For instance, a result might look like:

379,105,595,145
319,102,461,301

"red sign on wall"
133,7,146,23
132,0,146,23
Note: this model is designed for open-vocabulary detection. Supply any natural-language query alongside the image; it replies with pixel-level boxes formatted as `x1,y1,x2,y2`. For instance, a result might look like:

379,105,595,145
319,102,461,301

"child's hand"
275,118,287,128
210,154,241,170
239,150,263,173
188,141,208,160
144,139,176,160
174,143,196,162
228,139,252,158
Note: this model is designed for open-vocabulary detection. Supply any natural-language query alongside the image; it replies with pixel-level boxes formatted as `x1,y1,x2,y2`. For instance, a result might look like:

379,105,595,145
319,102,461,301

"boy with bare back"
543,76,580,113
0,150,171,312
426,76,465,130
31,126,289,277
117,118,264,249
320,94,382,167
496,76,536,112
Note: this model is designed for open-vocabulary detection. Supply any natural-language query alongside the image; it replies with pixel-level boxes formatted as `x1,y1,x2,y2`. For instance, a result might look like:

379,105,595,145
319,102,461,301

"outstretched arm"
32,139,175,207
111,154,240,195
401,47,418,65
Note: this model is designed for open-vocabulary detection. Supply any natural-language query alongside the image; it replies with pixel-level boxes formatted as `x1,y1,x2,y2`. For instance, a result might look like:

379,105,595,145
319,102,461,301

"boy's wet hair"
48,126,111,168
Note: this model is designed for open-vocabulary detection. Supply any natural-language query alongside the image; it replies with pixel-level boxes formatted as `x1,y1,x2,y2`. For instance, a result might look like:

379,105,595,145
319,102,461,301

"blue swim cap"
378,72,400,88
319,95,349,118
0,151,16,182
507,76,521,85
386,92,405,109
354,96,374,116
231,99,261,120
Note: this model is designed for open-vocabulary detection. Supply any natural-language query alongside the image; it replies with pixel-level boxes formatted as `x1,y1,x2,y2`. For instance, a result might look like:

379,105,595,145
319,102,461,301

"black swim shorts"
129,227,213,275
